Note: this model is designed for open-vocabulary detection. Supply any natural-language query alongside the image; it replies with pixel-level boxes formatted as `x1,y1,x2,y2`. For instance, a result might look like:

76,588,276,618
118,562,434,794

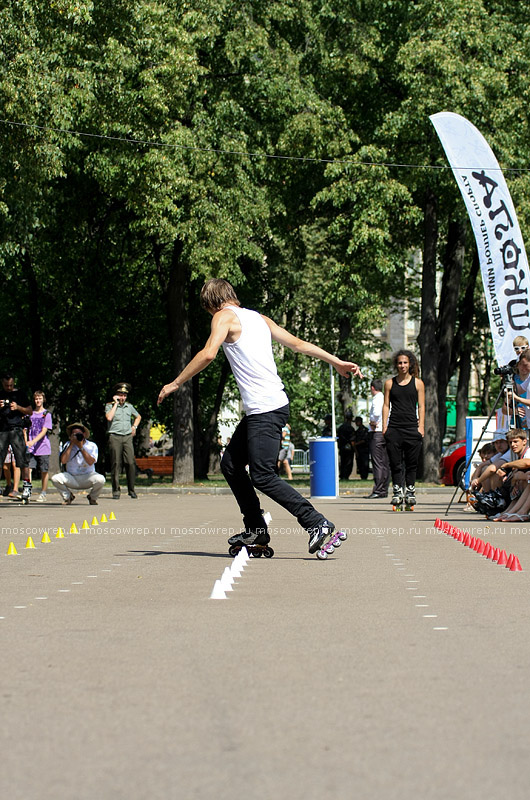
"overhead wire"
1,118,527,174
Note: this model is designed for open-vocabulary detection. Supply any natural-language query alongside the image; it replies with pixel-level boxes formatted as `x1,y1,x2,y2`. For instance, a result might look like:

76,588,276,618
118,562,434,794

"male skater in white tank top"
158,279,363,554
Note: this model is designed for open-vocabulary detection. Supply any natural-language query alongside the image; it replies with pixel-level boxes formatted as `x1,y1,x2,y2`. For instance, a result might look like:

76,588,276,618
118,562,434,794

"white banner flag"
430,111,530,367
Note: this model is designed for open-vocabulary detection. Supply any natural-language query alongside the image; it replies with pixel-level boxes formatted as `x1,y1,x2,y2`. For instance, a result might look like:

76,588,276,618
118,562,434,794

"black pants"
384,427,423,487
221,405,325,530
355,446,370,480
339,446,354,480
369,431,389,495
0,428,29,470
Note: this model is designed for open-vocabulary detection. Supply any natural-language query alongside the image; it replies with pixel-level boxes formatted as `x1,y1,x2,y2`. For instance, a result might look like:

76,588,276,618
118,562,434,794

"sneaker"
307,520,335,554
112,492,120,499
2,485,12,497
62,492,75,505
227,529,270,546
128,491,138,499
37,492,47,502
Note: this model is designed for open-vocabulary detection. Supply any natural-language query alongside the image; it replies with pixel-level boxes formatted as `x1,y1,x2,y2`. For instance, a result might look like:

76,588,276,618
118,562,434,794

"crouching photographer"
51,422,105,505
0,373,33,501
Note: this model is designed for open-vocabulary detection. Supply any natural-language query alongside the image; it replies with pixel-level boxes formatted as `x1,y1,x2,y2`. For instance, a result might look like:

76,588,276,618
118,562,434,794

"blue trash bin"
309,437,338,499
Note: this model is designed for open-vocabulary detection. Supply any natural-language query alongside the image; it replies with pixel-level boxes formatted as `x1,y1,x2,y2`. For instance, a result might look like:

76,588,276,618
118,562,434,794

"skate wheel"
333,539,342,547
316,549,328,560
264,547,274,558
228,546,239,557
252,549,262,558
325,544,335,554
337,532,347,541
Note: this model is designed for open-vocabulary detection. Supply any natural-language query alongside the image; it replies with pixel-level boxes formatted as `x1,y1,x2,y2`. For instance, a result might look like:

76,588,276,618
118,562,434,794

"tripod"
445,372,518,516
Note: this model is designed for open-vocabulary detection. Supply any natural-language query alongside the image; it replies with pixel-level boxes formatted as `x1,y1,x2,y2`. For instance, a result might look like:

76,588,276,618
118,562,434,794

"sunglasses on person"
514,345,528,353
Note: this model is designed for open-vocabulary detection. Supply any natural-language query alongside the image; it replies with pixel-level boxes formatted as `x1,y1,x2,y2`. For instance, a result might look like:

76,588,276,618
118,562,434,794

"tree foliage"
1,0,529,480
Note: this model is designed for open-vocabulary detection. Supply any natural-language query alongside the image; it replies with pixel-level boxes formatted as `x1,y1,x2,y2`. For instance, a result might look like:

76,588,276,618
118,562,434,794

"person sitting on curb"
469,436,513,495
51,422,105,505
489,447,530,521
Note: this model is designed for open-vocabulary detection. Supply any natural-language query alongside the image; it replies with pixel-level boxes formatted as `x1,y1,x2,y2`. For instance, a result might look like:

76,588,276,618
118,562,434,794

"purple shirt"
28,409,52,455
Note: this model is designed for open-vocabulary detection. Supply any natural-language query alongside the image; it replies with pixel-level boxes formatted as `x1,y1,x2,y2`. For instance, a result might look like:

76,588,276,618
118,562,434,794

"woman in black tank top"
382,350,425,508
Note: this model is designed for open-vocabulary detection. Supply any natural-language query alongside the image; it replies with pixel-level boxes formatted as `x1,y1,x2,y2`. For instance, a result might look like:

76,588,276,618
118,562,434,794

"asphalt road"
1,488,529,799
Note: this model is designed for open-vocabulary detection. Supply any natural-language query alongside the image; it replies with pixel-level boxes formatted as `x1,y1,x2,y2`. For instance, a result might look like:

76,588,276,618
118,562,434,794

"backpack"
473,483,511,516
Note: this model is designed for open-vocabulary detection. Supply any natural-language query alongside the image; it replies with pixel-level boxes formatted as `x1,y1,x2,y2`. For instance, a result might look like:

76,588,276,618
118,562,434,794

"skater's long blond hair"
200,279,240,313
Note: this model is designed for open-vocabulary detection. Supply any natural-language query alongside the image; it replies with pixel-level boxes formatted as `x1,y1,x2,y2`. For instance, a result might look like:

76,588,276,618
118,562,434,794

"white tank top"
222,306,288,415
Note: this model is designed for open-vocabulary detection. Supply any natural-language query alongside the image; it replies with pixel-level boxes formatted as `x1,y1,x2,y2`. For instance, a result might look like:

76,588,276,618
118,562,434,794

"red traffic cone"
509,556,523,572
476,539,485,555
492,547,500,562
497,549,508,566
484,543,494,559
464,533,472,547
506,553,514,569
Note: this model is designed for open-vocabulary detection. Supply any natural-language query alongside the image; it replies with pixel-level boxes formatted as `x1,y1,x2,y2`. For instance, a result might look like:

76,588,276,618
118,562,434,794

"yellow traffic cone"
109,511,116,521
41,531,51,543
100,513,108,523
81,520,90,530
91,515,99,525
25,536,36,549
7,542,18,555
70,522,79,534
56,527,65,539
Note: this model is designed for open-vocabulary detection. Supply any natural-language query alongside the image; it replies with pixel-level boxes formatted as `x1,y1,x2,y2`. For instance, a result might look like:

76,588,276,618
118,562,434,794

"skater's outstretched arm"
157,309,234,405
262,316,363,379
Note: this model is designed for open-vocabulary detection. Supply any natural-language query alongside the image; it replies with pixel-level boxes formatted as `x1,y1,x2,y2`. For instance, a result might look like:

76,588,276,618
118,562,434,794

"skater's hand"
157,382,177,405
336,361,363,379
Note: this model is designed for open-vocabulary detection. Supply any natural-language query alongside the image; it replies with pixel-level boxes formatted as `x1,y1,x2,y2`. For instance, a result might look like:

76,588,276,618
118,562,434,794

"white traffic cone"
210,580,227,600
220,567,235,592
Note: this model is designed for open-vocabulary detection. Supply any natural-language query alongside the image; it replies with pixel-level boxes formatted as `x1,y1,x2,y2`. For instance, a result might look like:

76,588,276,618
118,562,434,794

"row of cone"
434,519,523,572
5,511,117,555
210,547,250,599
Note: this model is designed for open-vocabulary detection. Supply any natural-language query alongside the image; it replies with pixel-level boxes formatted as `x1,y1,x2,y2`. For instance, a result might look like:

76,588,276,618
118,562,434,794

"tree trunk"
418,188,440,482
21,250,43,389
454,248,480,439
167,242,194,483
455,347,471,441
337,317,353,414
437,219,466,442
193,357,231,478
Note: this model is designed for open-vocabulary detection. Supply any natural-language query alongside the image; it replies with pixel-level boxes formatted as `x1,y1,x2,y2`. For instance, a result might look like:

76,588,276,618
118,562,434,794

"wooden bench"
135,456,173,477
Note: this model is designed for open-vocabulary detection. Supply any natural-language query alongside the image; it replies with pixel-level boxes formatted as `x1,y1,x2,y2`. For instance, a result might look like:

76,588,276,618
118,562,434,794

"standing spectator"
366,379,390,498
353,416,370,480
105,382,142,499
51,422,105,505
27,390,52,502
277,423,293,480
0,373,32,501
383,350,425,509
337,410,355,480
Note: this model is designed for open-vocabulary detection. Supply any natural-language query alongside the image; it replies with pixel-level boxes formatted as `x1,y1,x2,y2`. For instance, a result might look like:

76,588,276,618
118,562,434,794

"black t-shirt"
337,422,355,450
354,424,370,451
0,389,31,431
